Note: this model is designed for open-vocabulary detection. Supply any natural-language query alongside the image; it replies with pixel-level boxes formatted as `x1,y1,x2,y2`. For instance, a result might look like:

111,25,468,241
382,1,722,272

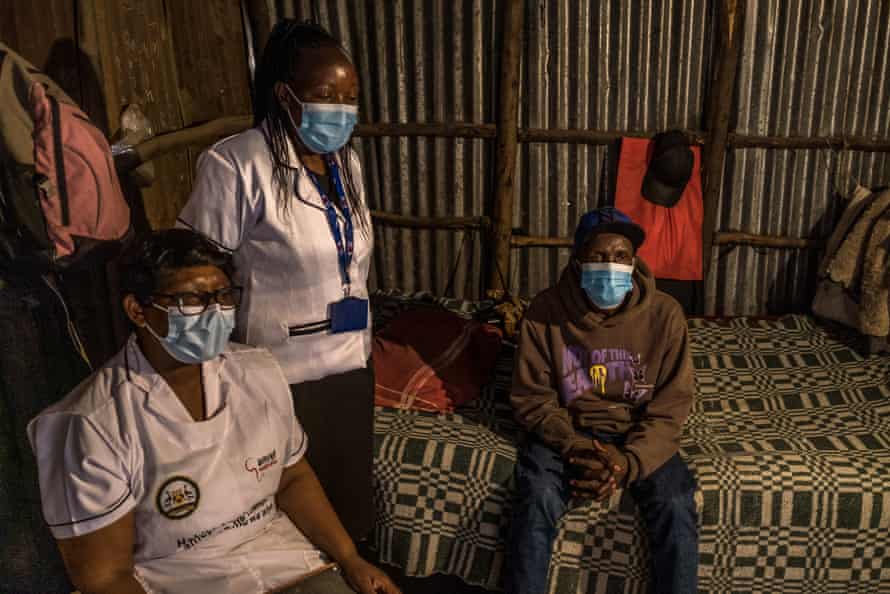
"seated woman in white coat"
27,230,399,594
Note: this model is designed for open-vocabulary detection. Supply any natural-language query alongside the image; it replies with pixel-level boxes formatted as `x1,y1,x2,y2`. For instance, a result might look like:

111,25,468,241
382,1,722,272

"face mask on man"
580,262,634,310
144,303,236,364
284,85,358,154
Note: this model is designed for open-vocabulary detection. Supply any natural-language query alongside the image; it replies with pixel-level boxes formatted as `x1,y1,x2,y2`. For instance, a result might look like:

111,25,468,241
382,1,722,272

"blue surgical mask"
145,304,236,364
580,262,634,310
285,86,358,154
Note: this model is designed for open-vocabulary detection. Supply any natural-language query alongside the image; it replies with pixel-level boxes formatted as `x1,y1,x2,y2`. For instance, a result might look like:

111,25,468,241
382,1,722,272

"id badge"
328,297,369,334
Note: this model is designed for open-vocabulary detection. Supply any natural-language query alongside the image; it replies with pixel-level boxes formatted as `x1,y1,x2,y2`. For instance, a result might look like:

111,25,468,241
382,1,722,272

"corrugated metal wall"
271,0,890,313
274,0,500,299
515,0,712,295
711,0,890,314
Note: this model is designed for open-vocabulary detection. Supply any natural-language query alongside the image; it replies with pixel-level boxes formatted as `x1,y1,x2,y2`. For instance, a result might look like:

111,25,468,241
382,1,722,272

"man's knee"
631,455,697,511
514,481,568,524
513,440,570,523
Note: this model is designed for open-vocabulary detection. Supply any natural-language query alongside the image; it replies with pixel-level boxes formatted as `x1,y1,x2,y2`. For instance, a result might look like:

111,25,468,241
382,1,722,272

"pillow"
373,308,503,412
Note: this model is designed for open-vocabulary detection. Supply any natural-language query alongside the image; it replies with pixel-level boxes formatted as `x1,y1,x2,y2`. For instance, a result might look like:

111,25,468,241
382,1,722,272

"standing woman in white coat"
178,20,375,540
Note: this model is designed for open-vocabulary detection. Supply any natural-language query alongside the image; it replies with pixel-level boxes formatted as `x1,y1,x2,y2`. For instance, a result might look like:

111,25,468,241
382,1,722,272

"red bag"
29,82,130,260
615,137,703,280
373,308,503,412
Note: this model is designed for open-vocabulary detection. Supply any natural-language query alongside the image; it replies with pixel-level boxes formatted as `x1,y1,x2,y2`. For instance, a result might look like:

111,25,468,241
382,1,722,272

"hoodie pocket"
567,397,635,434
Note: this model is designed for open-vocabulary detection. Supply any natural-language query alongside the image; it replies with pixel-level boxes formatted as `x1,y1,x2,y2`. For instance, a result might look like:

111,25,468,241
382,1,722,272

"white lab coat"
178,124,373,384
28,338,328,594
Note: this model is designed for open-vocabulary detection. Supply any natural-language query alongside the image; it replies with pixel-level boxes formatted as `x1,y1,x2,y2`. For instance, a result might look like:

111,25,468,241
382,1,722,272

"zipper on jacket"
48,95,69,226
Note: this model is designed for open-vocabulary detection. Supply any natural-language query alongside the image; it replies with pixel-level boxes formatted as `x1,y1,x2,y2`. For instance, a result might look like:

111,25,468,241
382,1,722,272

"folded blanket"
859,198,890,336
815,186,890,339
820,185,873,277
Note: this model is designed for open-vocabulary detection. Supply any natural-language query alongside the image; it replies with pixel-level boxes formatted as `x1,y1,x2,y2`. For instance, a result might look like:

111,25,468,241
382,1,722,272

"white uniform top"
177,124,373,385
27,337,328,594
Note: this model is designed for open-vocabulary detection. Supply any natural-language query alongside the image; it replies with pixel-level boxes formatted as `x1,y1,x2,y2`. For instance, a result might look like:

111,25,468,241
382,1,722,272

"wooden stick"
714,232,824,249
729,133,890,152
510,235,573,248
371,211,489,230
511,231,823,250
701,0,746,282
520,128,707,145
118,120,498,172
358,122,496,138
118,116,890,174
119,115,253,171
488,0,524,291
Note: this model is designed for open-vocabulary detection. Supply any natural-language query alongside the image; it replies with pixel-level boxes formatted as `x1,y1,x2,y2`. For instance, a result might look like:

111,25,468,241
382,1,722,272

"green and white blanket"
371,295,890,593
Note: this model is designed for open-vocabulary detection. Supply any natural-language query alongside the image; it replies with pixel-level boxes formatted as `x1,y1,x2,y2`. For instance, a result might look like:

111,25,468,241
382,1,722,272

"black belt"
288,319,332,336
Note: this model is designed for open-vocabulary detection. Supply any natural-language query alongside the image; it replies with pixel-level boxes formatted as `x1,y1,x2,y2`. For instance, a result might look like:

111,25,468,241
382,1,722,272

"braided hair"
253,20,367,232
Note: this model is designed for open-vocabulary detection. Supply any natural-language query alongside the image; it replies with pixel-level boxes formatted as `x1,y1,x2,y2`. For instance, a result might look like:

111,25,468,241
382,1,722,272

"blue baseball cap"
573,207,646,254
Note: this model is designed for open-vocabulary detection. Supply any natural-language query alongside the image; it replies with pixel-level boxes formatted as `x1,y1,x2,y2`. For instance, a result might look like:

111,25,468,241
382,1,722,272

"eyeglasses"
150,286,243,316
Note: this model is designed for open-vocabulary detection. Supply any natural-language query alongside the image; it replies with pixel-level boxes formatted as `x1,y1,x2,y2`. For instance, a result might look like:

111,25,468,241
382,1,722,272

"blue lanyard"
305,156,354,292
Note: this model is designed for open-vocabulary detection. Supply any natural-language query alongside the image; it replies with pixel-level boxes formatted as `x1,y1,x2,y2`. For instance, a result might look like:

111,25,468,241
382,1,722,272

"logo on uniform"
157,476,200,519
245,449,278,482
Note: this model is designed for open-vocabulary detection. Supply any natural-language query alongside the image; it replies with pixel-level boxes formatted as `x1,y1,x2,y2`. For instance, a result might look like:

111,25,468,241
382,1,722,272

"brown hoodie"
510,260,694,482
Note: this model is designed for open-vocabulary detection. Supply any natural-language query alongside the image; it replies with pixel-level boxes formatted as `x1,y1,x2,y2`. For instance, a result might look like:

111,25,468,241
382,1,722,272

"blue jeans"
504,434,698,594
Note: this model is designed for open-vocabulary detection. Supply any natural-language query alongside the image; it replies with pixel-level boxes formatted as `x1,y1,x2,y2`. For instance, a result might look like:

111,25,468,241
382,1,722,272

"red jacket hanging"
615,137,703,281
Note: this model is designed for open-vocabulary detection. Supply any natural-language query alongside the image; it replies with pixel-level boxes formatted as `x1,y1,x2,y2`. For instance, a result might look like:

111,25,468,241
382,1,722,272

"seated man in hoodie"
504,207,697,594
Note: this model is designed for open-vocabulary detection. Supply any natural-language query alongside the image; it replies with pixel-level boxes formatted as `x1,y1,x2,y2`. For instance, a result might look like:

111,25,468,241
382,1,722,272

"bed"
369,293,890,593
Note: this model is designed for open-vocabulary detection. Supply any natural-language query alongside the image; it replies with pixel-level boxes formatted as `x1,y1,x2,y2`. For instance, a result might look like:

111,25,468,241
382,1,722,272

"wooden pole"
371,212,490,230
511,231,822,250
701,0,746,282
520,128,707,145
117,115,890,174
118,119,499,172
714,231,823,249
117,116,253,172
357,122,496,138
729,133,890,152
488,0,524,292
511,235,573,248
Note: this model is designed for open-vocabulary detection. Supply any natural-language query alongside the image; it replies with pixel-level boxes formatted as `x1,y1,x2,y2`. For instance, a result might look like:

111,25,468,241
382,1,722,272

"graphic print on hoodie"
562,346,654,405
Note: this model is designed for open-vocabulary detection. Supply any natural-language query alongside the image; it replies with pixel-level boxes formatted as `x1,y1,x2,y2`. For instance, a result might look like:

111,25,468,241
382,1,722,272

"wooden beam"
358,122,496,139
370,212,489,230
118,115,890,174
488,0,524,291
520,128,707,145
510,235,573,248
714,232,823,250
118,115,253,172
511,231,824,250
118,119,498,172
701,0,746,283
729,133,890,152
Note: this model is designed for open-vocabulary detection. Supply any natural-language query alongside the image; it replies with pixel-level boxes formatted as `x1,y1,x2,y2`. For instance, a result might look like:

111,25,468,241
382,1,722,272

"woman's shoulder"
202,126,270,167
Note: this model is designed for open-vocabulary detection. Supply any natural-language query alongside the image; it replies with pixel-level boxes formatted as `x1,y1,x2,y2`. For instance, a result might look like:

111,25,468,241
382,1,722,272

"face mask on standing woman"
285,85,358,154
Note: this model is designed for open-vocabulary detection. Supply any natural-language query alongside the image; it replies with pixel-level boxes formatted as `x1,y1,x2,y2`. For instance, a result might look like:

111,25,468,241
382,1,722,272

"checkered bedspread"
370,296,890,593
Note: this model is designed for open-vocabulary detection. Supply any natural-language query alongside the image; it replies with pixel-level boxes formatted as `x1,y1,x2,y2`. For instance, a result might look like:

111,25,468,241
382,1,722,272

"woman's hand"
340,554,402,594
